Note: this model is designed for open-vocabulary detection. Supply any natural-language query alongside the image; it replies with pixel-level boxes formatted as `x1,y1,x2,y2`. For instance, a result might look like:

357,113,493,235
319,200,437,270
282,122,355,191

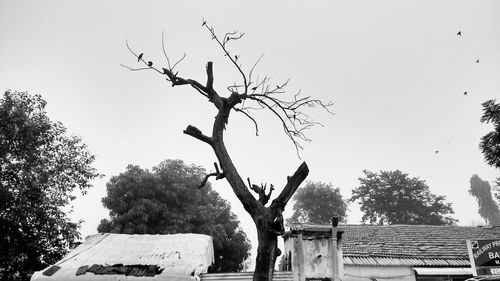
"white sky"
1,0,500,262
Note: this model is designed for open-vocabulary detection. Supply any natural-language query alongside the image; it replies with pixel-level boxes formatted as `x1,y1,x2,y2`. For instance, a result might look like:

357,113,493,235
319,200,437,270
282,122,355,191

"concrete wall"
302,237,335,278
284,229,342,281
343,265,416,281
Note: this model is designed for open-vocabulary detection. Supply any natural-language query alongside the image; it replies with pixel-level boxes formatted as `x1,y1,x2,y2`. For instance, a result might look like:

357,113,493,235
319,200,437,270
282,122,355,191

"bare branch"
270,161,309,213
246,95,304,153
202,23,332,154
120,63,151,72
248,53,265,86
183,125,212,145
247,178,274,206
240,82,334,155
161,31,172,69
203,24,248,94
171,53,187,70
234,108,259,136
199,162,225,188
124,39,225,106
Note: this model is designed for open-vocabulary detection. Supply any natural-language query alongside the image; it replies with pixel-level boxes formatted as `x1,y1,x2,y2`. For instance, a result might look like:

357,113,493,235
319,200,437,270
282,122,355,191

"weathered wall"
284,231,342,281
302,237,335,278
343,265,416,281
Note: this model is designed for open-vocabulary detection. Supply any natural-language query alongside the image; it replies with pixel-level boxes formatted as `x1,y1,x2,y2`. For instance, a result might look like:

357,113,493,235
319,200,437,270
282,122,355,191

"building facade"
283,224,500,281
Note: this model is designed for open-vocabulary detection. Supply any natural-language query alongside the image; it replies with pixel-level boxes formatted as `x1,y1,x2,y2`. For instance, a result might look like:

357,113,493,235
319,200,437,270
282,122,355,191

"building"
32,224,500,281
284,224,500,281
31,233,214,281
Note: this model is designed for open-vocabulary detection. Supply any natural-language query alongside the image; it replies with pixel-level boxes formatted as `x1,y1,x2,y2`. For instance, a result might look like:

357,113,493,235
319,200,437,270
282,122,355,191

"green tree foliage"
469,174,500,225
98,159,251,273
286,181,348,225
480,99,500,189
0,90,101,280
350,170,457,225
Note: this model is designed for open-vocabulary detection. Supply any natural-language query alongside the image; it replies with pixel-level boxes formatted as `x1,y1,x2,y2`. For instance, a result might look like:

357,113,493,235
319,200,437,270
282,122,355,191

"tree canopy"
286,181,348,225
479,99,500,190
469,174,500,226
0,90,101,280
350,170,457,225
98,159,251,273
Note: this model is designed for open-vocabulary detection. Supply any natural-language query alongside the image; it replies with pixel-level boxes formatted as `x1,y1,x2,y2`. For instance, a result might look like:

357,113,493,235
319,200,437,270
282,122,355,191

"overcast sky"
1,0,500,262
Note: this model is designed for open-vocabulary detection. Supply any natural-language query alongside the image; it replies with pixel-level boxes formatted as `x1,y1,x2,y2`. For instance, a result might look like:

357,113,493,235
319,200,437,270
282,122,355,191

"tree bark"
254,221,279,281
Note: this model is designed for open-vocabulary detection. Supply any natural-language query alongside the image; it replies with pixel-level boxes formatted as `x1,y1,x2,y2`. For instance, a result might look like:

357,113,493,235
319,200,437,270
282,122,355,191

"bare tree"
122,21,333,281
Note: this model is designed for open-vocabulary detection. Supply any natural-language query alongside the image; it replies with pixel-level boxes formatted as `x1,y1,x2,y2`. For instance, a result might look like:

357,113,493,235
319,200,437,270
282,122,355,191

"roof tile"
290,224,500,267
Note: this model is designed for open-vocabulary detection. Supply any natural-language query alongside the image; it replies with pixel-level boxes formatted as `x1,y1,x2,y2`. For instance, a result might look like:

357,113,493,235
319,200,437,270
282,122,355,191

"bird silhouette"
137,53,143,62
147,61,153,67
464,91,468,96
476,59,480,63
457,31,462,36
435,150,439,154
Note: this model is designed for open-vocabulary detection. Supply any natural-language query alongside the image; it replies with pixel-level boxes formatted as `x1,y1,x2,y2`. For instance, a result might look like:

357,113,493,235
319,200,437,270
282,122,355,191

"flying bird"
147,61,153,67
435,150,439,154
457,31,462,36
464,91,468,96
137,53,143,62
476,59,480,63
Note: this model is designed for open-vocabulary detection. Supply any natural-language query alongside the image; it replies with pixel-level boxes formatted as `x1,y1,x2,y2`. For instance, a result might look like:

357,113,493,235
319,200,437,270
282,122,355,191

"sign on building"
467,239,500,276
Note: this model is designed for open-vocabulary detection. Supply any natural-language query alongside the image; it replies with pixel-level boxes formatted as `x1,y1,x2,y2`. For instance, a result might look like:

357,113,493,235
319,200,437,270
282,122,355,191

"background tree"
122,22,332,281
0,90,101,280
469,174,500,226
479,99,500,191
350,170,457,225
98,159,251,273
286,181,348,225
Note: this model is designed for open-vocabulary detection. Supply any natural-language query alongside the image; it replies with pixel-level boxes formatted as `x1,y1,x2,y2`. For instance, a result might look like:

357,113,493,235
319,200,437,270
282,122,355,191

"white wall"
343,265,416,281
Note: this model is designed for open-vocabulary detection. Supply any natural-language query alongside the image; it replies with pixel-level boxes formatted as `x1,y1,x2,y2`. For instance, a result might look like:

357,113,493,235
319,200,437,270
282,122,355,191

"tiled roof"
288,224,500,267
341,225,500,259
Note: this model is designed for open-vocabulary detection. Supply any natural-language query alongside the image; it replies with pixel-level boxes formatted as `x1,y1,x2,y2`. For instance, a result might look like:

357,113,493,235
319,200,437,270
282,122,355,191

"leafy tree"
350,170,457,225
479,99,500,190
0,90,101,280
98,159,251,272
286,181,348,225
122,21,332,281
469,174,500,226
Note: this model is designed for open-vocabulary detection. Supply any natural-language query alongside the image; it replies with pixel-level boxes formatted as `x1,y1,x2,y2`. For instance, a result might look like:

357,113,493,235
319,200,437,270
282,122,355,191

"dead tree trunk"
123,22,330,281
254,223,279,281
184,89,310,280
185,93,309,281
